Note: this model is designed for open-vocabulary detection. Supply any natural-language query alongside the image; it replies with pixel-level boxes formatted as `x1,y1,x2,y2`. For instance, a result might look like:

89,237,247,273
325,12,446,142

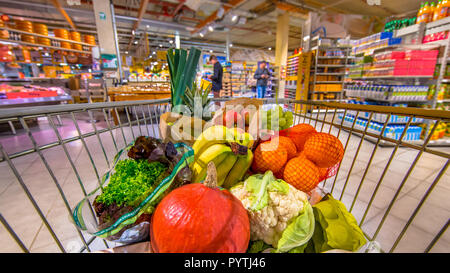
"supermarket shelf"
311,109,346,114
0,38,92,54
315,64,346,68
318,56,347,59
348,75,434,80
344,129,450,147
344,94,429,103
0,95,72,106
311,45,351,51
0,27,95,47
314,81,344,84
0,78,32,82
316,73,345,76
312,90,343,93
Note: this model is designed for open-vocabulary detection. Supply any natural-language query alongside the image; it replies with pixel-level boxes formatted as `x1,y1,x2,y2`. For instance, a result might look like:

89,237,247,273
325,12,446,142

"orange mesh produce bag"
270,136,297,160
303,132,344,168
318,163,340,182
273,165,285,180
279,123,316,152
283,155,320,192
252,141,287,174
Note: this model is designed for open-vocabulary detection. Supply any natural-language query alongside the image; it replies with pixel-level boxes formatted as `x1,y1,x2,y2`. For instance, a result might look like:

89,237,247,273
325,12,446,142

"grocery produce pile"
73,103,369,253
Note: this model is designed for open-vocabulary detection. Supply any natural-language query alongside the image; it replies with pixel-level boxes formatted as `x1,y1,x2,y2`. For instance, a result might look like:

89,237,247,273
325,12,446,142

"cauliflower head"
230,171,310,248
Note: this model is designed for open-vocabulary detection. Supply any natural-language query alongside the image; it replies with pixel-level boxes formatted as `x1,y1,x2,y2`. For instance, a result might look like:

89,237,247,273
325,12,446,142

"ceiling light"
153,51,156,54
209,50,213,53
208,25,214,32
268,47,271,51
231,15,238,22
134,41,138,44
229,43,233,47
159,44,163,47
125,51,128,54
169,40,173,44
199,32,204,37
146,25,149,28
132,30,135,35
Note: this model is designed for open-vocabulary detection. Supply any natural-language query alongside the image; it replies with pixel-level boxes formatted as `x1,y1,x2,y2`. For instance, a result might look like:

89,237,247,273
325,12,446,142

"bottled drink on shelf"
422,2,432,23
417,2,424,24
429,2,436,22
439,0,449,20
433,0,442,21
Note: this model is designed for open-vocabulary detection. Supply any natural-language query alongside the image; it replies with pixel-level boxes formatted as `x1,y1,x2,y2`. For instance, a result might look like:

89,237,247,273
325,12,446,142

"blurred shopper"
253,61,271,98
207,55,223,103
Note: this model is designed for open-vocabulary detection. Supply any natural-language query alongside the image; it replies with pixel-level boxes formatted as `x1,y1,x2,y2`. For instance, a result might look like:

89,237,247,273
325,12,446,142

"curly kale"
96,159,168,207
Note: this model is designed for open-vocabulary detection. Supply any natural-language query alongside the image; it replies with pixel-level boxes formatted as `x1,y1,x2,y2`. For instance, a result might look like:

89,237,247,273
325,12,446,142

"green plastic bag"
307,194,367,253
71,141,194,244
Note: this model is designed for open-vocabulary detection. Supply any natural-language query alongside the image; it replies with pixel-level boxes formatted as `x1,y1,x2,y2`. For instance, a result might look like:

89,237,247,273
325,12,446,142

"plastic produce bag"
71,140,194,244
306,194,367,253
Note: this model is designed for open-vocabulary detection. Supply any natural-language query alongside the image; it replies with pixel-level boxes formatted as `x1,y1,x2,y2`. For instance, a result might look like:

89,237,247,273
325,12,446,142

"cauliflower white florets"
230,182,308,247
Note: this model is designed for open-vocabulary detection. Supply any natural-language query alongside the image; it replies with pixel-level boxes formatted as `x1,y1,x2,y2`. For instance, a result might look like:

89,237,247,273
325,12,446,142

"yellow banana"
222,149,253,189
230,128,254,148
216,153,238,187
192,125,234,160
193,152,229,183
193,143,231,183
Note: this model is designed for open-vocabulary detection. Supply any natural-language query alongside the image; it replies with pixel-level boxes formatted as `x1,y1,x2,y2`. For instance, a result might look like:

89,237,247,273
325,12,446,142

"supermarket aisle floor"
0,112,449,253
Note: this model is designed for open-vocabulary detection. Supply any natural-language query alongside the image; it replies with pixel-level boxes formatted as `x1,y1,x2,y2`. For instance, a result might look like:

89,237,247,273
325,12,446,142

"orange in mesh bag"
283,154,320,192
270,136,297,160
252,140,287,174
303,132,344,168
279,123,316,151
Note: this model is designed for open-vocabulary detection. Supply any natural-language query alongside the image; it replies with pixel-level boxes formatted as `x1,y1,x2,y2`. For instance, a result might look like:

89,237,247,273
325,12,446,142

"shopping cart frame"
0,98,448,253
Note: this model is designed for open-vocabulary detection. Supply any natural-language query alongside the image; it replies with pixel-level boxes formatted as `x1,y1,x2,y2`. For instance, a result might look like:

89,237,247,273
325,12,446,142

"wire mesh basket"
0,98,448,253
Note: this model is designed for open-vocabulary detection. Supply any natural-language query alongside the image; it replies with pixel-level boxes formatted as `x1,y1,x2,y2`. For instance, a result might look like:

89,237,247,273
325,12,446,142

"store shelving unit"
310,38,351,102
0,27,95,54
343,16,450,146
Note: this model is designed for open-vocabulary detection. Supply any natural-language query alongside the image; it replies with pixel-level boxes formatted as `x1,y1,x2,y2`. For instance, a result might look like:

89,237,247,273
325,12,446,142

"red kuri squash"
150,162,250,253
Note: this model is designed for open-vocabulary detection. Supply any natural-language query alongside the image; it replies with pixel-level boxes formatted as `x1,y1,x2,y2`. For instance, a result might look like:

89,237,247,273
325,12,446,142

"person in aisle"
254,61,271,98
207,55,223,105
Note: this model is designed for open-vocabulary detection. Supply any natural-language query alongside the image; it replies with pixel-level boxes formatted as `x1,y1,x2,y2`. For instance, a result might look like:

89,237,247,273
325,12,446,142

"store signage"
99,12,106,20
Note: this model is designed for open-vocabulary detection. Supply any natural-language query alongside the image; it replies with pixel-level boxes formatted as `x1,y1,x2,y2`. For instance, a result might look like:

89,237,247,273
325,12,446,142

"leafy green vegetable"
247,240,273,253
306,194,367,253
167,47,202,107
96,159,168,207
276,201,314,253
244,171,289,211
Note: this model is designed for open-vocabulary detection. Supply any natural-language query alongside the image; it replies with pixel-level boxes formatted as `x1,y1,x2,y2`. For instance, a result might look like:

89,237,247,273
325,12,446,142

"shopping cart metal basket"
0,98,448,253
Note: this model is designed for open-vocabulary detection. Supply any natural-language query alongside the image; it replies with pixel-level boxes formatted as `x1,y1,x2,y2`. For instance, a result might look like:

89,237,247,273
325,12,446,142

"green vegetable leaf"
245,172,270,211
96,159,168,207
247,240,272,253
311,195,367,252
276,201,315,253
244,171,290,211
267,179,290,194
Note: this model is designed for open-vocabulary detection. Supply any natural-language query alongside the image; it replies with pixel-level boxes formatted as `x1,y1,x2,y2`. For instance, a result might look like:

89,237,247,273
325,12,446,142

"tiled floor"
0,109,449,253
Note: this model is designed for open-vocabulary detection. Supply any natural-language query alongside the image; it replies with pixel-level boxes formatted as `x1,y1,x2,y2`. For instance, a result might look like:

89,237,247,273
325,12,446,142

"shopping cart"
0,98,448,253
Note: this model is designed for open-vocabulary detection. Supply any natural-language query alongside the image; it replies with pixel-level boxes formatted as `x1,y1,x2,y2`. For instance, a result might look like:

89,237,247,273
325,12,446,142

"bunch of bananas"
192,126,254,188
